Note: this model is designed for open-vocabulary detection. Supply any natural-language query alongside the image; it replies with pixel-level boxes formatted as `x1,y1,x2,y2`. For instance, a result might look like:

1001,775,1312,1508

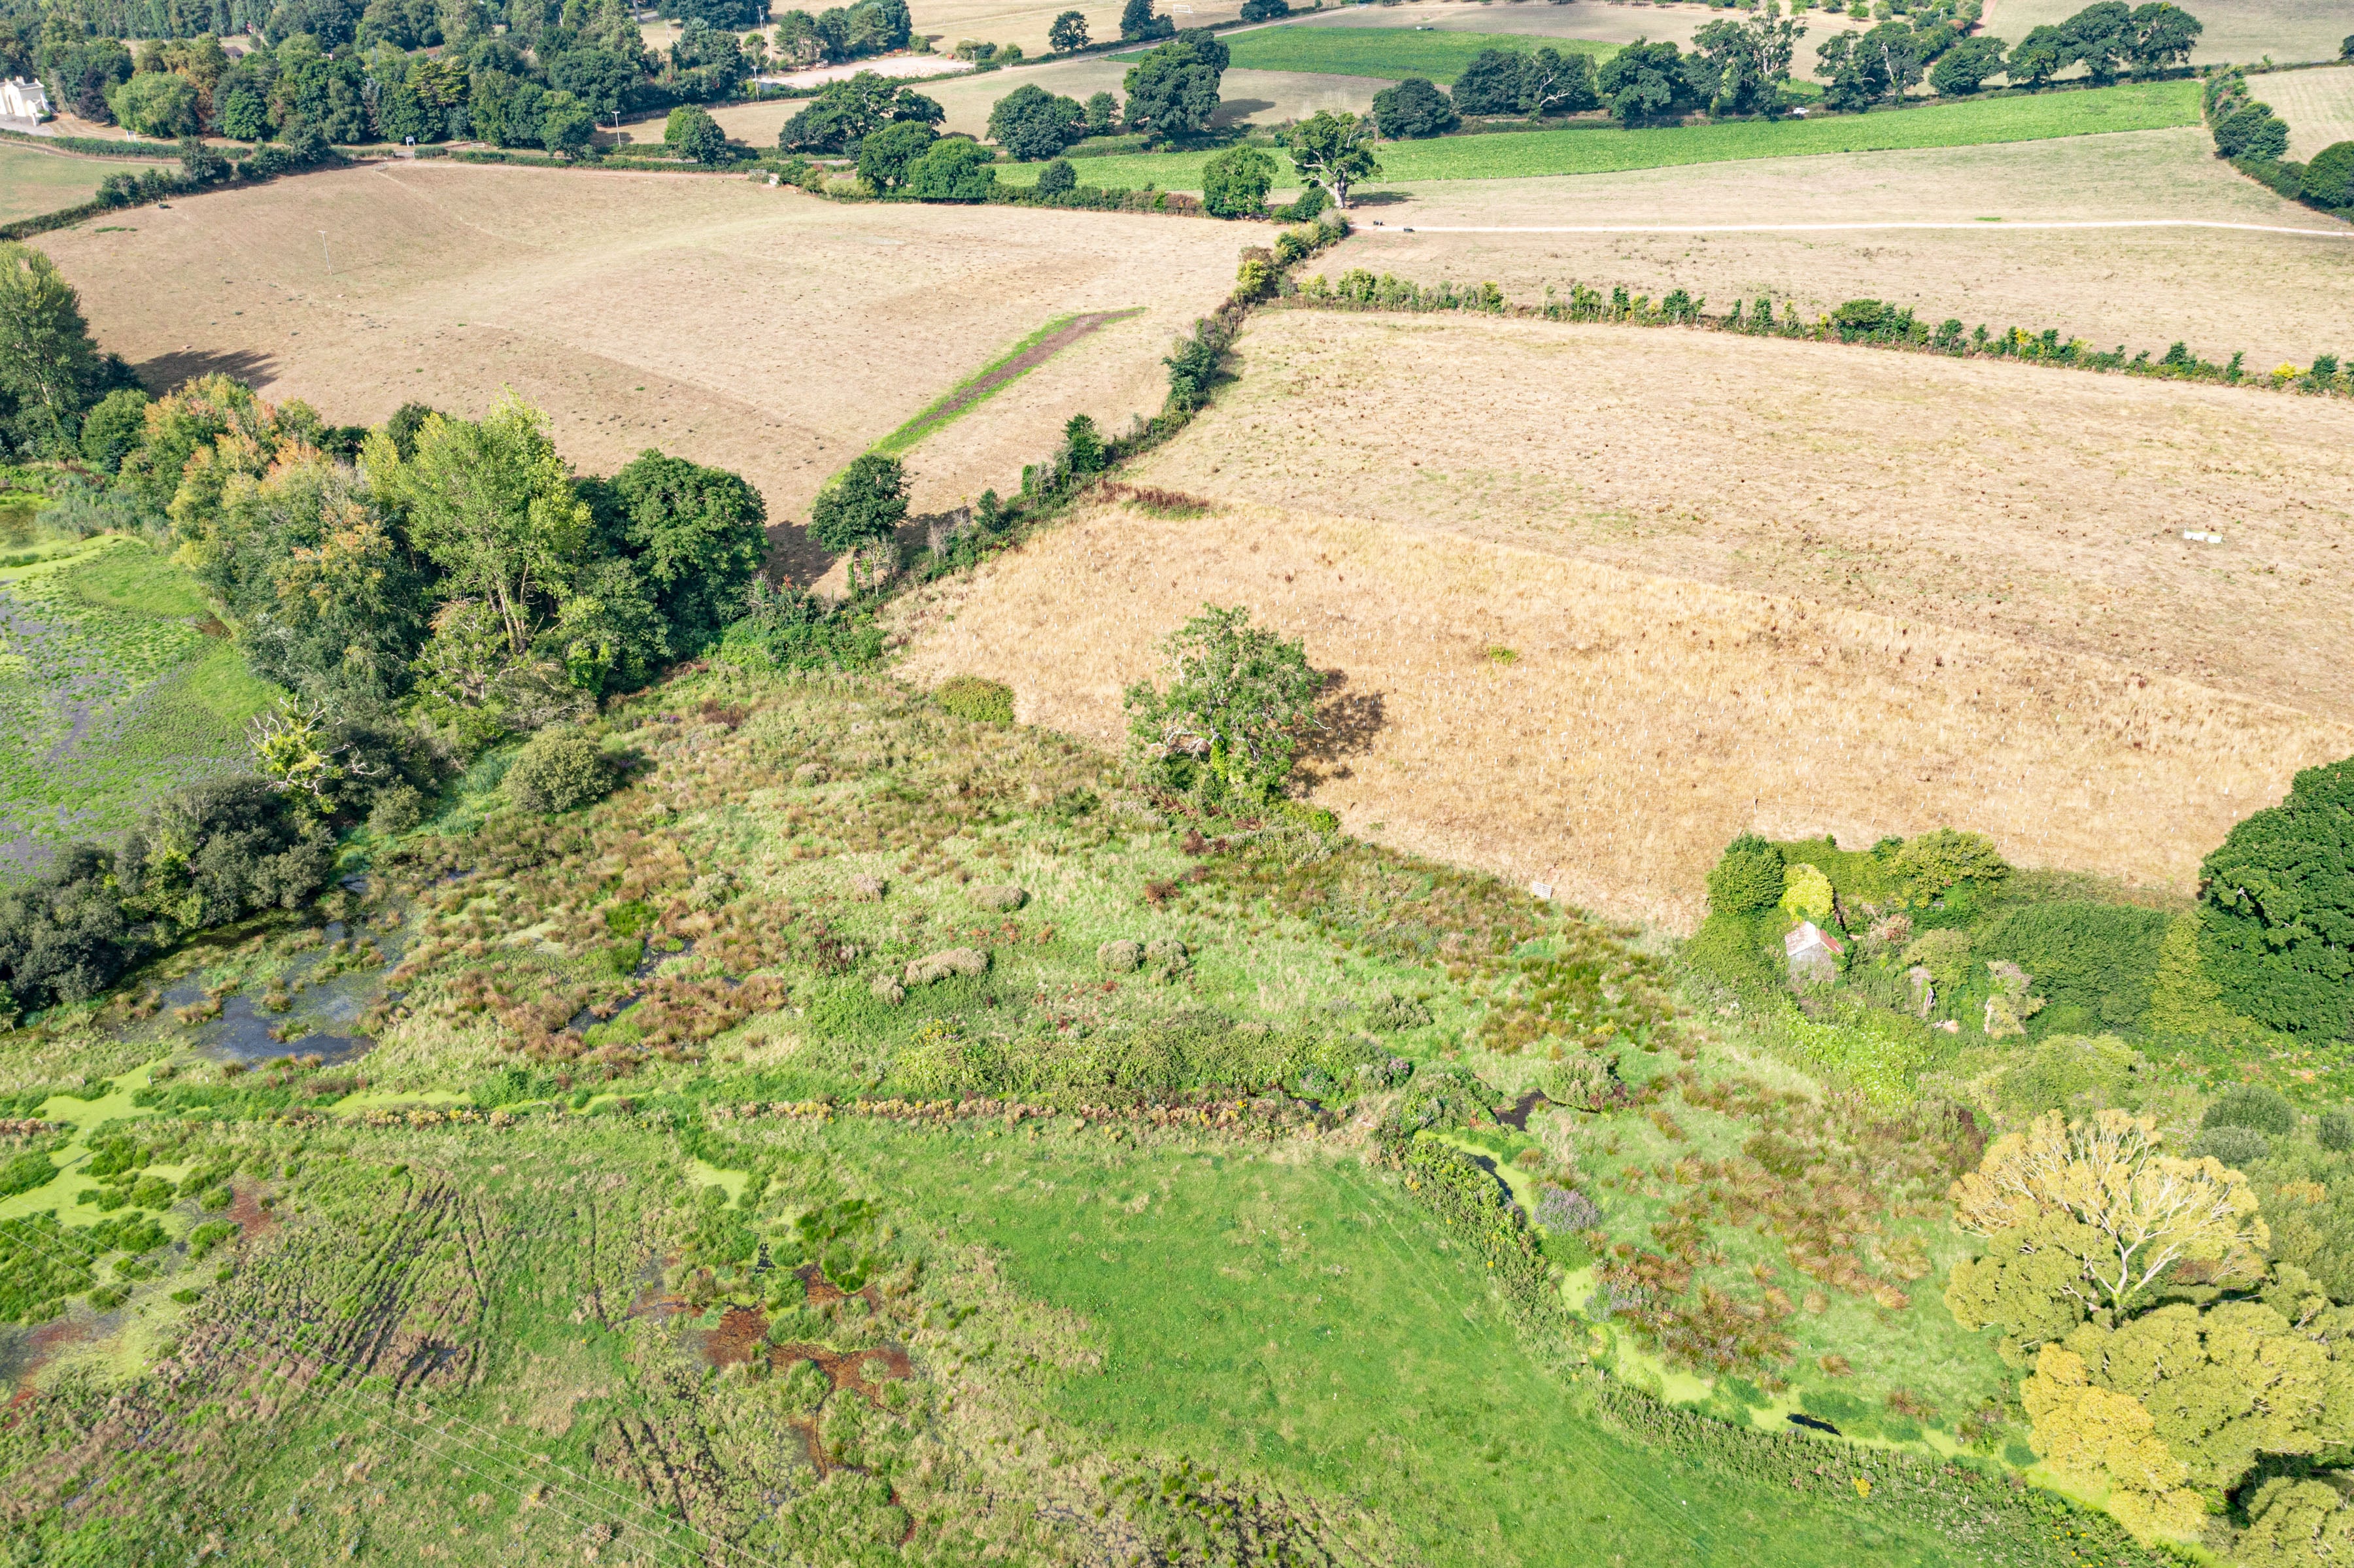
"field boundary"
870,309,1146,458
1360,218,2354,237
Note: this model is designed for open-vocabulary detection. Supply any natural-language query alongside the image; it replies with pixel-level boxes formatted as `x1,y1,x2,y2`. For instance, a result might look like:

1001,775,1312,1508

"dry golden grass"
894,498,2352,930
894,311,2354,927
1337,129,2354,373
911,0,1247,58
33,162,1245,563
1988,0,2350,65
2260,64,2354,160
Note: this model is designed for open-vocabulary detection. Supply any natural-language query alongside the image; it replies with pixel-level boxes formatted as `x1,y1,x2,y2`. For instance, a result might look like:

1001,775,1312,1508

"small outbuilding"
1784,920,1845,986
1,78,52,120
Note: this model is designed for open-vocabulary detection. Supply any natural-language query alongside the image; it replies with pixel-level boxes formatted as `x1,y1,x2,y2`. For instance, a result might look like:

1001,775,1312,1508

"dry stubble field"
1340,128,2354,371
2260,63,2354,160
33,163,1242,556
895,310,2354,928
1987,0,2351,65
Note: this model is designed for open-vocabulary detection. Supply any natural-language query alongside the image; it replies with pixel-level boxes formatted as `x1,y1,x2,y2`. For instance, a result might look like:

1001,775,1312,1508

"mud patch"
225,1185,276,1240
0,1315,92,1393
698,1305,770,1369
1495,1091,1548,1131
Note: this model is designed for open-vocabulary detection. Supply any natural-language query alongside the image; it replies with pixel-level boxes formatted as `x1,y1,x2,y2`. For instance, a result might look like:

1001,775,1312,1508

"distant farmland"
1218,26,1618,83
1006,78,2202,187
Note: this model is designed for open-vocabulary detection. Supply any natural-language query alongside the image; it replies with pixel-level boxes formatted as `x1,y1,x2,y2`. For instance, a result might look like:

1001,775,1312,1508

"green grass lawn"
1010,78,2200,190
0,142,174,225
868,1125,2019,1568
1221,26,1618,84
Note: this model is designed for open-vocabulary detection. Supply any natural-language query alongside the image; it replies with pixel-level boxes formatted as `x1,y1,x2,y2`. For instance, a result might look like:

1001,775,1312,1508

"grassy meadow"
1218,26,1620,83
0,142,176,226
0,665,2187,1565
0,531,278,878
1008,78,2202,188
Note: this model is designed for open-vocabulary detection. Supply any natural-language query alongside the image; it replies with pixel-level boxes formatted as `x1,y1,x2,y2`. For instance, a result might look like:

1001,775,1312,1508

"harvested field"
1221,26,1618,82
1297,0,1852,56
32,162,1246,566
1987,0,2351,65
2260,63,2354,160
1329,128,2354,371
853,56,1376,137
894,311,2354,928
911,0,1246,58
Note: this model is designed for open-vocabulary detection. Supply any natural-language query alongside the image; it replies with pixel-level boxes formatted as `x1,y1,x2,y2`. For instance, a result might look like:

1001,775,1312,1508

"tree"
504,726,613,813
1890,827,2009,903
1199,144,1276,216
1083,90,1118,134
2126,1,2200,73
0,845,144,1009
1944,1218,2104,1348
1950,1110,2269,1314
1036,156,1077,194
539,89,596,158
1061,412,1105,475
2213,101,2289,160
1119,0,1172,43
1048,9,1087,51
547,44,637,124
1516,45,1597,118
857,116,935,188
2062,0,2135,83
779,70,900,150
1288,109,1379,209
1371,76,1456,139
906,137,997,200
1123,604,1325,803
2304,140,2354,207
1239,0,1289,18
2198,755,2354,1035
987,82,1085,159
600,451,768,656
2006,24,2070,88
1930,33,2008,94
1122,30,1225,139
78,386,148,473
1596,38,1697,126
372,397,590,658
1449,48,1527,116
808,452,907,554
118,777,333,933
666,103,730,163
108,69,200,137
1690,14,1805,116
1705,834,1786,915
0,244,114,458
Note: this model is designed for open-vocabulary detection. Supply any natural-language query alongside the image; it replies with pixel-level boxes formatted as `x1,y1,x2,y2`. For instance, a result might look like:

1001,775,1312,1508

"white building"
0,78,52,120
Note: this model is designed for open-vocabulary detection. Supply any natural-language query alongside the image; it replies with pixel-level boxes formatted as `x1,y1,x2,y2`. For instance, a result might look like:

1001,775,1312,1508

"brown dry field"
1988,0,2351,65
32,162,1244,570
908,0,1248,58
1342,128,2354,371
2260,64,2354,160
893,311,2354,929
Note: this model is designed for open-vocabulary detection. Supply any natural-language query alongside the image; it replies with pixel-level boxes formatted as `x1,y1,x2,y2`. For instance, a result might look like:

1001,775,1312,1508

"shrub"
118,780,333,934
1890,828,2009,904
2321,1108,2354,1153
0,1149,56,1197
1705,834,1784,916
505,728,614,814
1976,902,2170,1033
0,846,143,1010
1036,157,1077,196
1123,605,1323,803
2304,141,2354,210
1272,184,1329,223
1372,77,1458,140
1682,912,1777,991
1199,145,1277,218
2198,755,2354,1036
1778,862,1834,924
367,783,428,836
2187,1124,2269,1170
2202,1082,2296,1137
1903,927,1973,989
906,139,998,202
808,453,908,554
935,675,1014,724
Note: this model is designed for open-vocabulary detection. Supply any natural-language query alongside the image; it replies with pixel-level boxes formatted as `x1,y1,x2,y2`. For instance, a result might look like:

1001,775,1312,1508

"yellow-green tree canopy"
1949,1110,2268,1312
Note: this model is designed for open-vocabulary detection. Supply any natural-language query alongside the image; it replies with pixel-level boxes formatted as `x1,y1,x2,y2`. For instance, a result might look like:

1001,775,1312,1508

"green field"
1220,26,1619,84
1010,78,2201,189
0,142,174,226
0,533,277,877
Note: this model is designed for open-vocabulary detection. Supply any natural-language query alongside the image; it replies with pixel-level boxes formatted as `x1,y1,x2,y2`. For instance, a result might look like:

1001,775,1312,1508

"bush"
1706,834,1785,916
1199,145,1276,218
2188,1124,2269,1170
1778,862,1834,923
1272,184,1330,223
935,675,1014,724
505,728,614,814
1903,927,1973,989
2202,1082,2296,1137
1890,828,2009,904
1976,902,2170,1033
2305,141,2354,210
1036,157,1077,196
906,139,998,201
0,847,143,1010
808,453,908,553
367,783,429,836
1371,77,1458,140
1682,913,1777,991
0,1149,56,1197
2321,1107,2354,1153
2198,755,2354,1036
117,780,333,934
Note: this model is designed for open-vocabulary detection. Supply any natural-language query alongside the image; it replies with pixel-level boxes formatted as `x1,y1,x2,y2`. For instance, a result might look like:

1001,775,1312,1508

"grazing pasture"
893,311,2354,927
1986,0,2352,65
30,163,1242,538
1221,25,1618,83
1002,78,2202,186
0,142,175,225
2258,63,2354,159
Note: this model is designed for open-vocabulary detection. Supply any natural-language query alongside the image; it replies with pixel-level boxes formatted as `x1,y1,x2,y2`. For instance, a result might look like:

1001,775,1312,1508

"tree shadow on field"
761,520,836,588
1210,99,1274,126
1296,669,1385,784
1346,191,1410,209
133,346,279,395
